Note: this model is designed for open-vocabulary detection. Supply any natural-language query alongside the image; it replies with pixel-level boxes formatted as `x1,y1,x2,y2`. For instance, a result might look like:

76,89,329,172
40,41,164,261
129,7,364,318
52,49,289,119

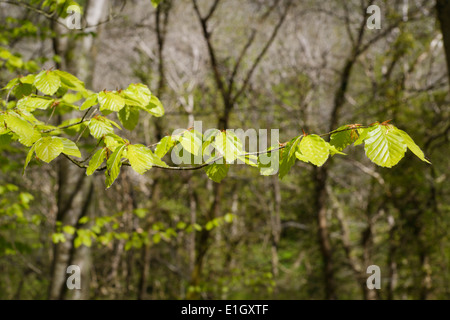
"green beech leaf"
155,136,175,158
19,74,36,84
330,126,360,151
34,70,61,95
299,134,330,167
88,117,114,139
178,131,202,156
17,96,54,111
279,136,301,179
54,70,85,91
353,127,371,146
205,163,229,183
104,133,125,151
139,95,164,117
4,114,41,146
23,143,36,174
328,145,346,156
122,83,151,107
213,131,243,163
118,106,140,130
87,148,106,176
392,128,431,164
98,91,125,112
56,137,81,158
127,144,157,174
81,94,98,110
34,137,64,163
105,144,126,188
13,83,33,99
364,125,407,168
3,78,19,90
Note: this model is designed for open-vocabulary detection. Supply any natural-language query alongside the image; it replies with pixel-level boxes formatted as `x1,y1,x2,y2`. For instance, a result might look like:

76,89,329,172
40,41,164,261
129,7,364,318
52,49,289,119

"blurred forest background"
0,0,449,300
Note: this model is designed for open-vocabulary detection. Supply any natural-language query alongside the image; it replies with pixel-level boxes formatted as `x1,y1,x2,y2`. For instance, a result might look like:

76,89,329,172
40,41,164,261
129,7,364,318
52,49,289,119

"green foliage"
297,134,329,167
105,144,126,188
127,144,158,174
87,148,107,176
155,136,175,158
98,91,125,112
279,136,301,179
0,70,430,188
34,137,64,163
205,163,229,183
151,0,163,8
362,124,407,167
330,125,360,151
34,70,61,95
118,106,140,130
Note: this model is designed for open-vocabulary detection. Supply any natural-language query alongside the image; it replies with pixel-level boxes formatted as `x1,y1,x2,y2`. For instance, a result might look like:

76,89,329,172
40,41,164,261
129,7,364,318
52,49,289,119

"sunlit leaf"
105,144,126,188
299,134,330,167
34,70,61,95
34,137,64,163
205,163,229,183
364,125,407,168
392,128,431,164
98,91,125,112
87,148,106,176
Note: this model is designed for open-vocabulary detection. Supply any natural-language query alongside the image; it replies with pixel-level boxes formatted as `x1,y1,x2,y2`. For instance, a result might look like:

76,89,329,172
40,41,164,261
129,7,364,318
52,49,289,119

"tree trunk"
437,0,450,86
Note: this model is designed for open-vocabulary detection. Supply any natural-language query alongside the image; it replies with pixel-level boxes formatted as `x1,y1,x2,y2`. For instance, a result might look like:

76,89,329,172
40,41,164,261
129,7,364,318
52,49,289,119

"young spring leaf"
279,136,301,179
12,83,33,99
353,127,371,146
105,144,126,188
155,136,175,158
87,148,107,176
34,70,61,95
88,117,114,139
127,144,156,174
330,125,360,151
213,131,243,163
34,137,64,163
3,114,41,147
98,91,125,112
205,163,229,183
23,143,36,174
81,94,98,110
54,70,85,91
178,130,202,156
364,125,407,168
118,106,140,130
104,133,125,151
17,96,54,111
121,83,151,107
391,128,431,164
56,137,81,158
298,134,330,167
138,95,164,117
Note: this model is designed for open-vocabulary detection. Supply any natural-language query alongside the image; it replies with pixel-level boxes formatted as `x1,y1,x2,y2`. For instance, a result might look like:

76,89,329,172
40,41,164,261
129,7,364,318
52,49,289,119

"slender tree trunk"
314,166,336,300
47,0,108,300
270,177,281,280
437,0,450,86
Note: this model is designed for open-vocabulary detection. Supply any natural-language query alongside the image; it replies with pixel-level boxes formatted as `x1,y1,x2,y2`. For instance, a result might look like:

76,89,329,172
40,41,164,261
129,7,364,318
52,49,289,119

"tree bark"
437,0,450,86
